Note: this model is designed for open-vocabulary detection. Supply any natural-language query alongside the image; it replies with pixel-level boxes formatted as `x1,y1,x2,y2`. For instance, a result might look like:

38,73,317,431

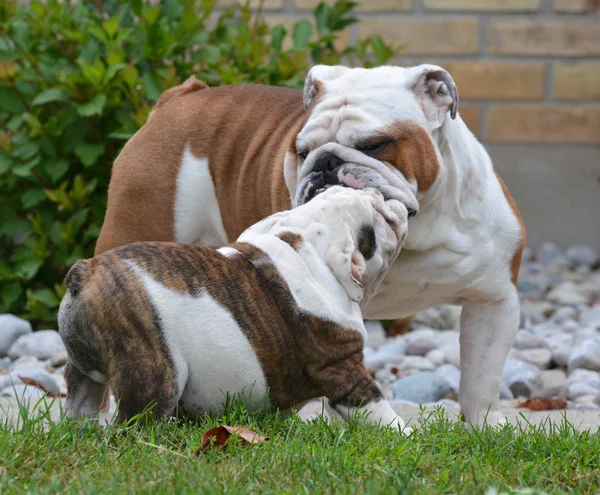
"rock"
0,314,32,357
425,349,446,366
544,332,573,367
405,337,438,356
0,357,10,371
580,306,600,327
571,402,600,410
520,301,555,323
1,384,47,401
531,369,567,398
574,394,598,404
552,306,578,324
8,330,66,360
513,332,548,350
568,369,600,389
579,275,600,300
364,337,406,370
6,368,60,395
364,320,387,349
500,381,514,400
520,348,552,369
537,242,565,267
426,399,460,409
502,358,541,398
517,280,542,298
547,282,588,306
567,382,600,400
566,245,598,267
398,356,436,372
521,247,533,262
392,371,451,404
438,305,462,330
569,339,600,371
437,332,460,368
374,368,397,385
435,363,460,393
50,351,68,369
561,319,579,333
9,355,47,371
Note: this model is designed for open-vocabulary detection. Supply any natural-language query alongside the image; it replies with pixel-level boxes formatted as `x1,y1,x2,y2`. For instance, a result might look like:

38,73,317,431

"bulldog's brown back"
95,81,305,255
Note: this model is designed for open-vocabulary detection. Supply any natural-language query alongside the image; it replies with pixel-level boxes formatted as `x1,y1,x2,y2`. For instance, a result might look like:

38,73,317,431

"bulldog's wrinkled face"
284,64,459,215
241,186,408,306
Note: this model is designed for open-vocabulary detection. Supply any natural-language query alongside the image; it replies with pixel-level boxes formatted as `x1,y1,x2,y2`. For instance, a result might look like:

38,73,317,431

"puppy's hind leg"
64,360,110,422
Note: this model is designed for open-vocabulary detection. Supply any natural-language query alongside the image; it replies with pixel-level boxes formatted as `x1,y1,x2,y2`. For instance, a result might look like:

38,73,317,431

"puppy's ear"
326,242,365,304
409,65,459,128
303,65,351,110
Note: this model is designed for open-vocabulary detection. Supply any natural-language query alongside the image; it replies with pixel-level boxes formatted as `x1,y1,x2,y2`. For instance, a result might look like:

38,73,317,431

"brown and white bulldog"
96,64,525,426
59,187,410,429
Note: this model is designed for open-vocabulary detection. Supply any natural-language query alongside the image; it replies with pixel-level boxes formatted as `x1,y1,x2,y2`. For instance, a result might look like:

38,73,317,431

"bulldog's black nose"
407,208,417,218
314,153,344,174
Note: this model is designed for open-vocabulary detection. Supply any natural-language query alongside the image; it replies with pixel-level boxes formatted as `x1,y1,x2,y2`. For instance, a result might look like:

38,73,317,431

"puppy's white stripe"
217,247,241,257
236,231,366,336
174,147,228,247
130,263,268,414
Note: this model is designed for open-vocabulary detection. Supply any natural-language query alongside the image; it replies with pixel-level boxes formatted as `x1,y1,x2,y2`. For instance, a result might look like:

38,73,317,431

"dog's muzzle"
295,143,419,217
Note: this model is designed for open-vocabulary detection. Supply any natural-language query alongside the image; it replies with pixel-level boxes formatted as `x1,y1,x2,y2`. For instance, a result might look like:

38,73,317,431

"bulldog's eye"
357,140,392,155
298,151,308,161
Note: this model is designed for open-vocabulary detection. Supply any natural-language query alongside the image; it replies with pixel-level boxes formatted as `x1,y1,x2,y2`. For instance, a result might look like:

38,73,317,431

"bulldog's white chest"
134,268,269,415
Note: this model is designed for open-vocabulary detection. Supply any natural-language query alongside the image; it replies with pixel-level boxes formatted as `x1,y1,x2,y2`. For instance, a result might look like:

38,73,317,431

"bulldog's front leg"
328,367,408,433
459,286,520,426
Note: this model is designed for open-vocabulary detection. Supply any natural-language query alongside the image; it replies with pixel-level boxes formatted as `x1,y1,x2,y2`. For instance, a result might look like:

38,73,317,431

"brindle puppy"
58,187,409,430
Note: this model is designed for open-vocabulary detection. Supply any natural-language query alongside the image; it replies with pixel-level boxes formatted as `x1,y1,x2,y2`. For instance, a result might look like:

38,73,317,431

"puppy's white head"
240,186,408,307
284,64,460,215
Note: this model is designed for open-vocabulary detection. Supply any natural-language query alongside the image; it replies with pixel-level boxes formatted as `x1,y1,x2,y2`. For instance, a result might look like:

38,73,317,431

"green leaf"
44,159,69,183
142,73,164,103
77,94,107,117
0,153,12,175
16,259,43,281
27,288,60,308
293,21,313,50
314,3,330,34
1,282,22,310
103,15,121,39
32,88,69,106
270,25,286,52
21,188,47,209
0,261,13,280
104,63,126,84
74,142,105,167
0,86,27,113
12,157,40,178
121,64,139,89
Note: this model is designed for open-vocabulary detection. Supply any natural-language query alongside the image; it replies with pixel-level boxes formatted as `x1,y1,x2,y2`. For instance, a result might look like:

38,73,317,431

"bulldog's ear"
303,65,351,110
326,243,366,304
410,65,459,128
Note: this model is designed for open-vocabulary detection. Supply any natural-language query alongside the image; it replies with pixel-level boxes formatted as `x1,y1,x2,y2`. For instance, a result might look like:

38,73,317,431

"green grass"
0,399,599,494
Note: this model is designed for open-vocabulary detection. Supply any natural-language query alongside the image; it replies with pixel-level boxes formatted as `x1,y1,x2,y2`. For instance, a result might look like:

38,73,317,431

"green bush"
0,0,399,327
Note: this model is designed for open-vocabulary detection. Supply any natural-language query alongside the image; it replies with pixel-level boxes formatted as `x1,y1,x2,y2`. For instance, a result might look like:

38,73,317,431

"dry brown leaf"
17,376,67,398
519,398,568,411
195,426,269,455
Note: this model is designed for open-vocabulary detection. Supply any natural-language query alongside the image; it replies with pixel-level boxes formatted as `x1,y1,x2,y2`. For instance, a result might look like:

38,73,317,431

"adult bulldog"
96,64,525,426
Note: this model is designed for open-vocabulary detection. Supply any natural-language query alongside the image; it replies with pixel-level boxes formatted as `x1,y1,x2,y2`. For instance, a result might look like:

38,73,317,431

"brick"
358,18,479,55
439,61,544,100
554,0,598,12
488,106,600,144
424,0,540,11
263,15,350,50
489,19,600,56
555,63,600,101
217,0,284,9
294,0,412,11
458,105,481,137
